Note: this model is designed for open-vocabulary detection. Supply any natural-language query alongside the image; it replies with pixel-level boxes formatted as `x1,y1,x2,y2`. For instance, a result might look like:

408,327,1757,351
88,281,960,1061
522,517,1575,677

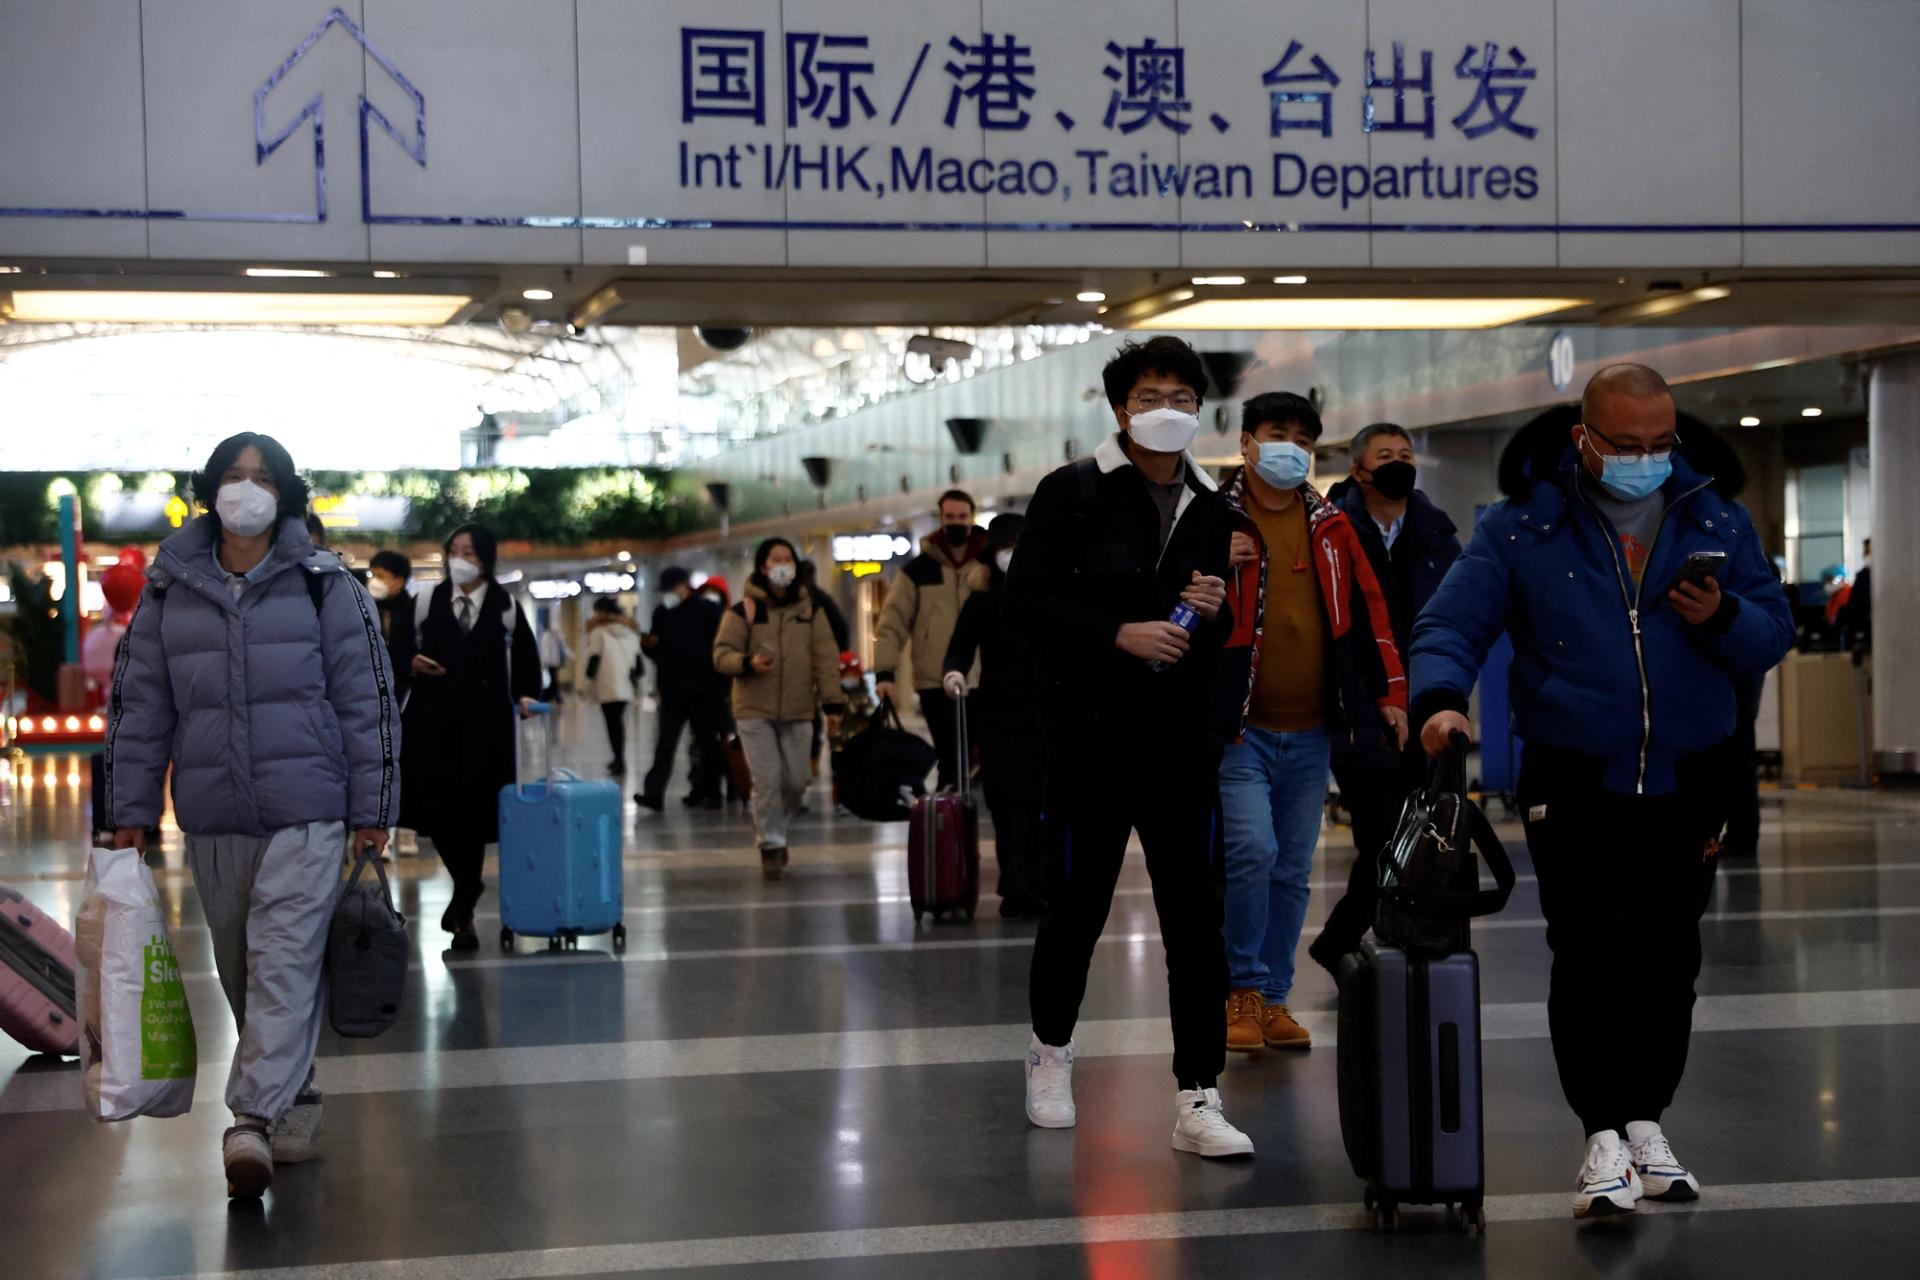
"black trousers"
981,725,1046,903
918,688,971,790
437,833,488,925
645,695,729,805
1321,754,1425,952
1030,740,1226,1088
1518,745,1727,1137
600,700,629,770
1722,671,1766,857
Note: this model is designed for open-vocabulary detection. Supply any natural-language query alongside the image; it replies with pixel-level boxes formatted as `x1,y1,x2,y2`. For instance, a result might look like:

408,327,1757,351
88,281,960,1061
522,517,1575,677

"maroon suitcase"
908,693,979,922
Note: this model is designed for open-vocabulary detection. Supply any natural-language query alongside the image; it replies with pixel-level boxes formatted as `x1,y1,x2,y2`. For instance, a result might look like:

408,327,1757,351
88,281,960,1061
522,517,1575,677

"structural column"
1869,353,1920,776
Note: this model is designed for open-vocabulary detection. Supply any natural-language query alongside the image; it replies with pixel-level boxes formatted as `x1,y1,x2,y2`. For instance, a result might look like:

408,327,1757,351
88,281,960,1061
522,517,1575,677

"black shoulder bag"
1373,734,1516,954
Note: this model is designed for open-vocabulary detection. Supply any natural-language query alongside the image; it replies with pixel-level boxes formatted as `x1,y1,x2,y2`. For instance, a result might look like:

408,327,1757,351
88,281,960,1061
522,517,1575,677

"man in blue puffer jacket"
107,432,400,1199
1411,365,1792,1221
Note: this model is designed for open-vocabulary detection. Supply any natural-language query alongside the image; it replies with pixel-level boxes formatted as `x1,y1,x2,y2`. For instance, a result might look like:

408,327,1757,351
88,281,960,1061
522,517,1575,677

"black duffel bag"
1374,732,1516,953
327,843,408,1038
836,699,938,821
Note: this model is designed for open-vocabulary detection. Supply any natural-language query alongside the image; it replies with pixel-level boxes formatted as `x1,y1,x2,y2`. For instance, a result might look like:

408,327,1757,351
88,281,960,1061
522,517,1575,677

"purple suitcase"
1337,940,1486,1233
908,693,979,922
0,884,80,1056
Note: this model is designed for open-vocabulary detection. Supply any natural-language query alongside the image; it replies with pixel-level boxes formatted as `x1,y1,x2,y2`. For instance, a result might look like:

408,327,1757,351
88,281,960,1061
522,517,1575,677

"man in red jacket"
1212,392,1407,1054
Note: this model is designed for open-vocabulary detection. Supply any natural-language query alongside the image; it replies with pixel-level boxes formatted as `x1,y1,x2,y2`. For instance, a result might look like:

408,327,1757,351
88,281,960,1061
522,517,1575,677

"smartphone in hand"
1663,550,1727,598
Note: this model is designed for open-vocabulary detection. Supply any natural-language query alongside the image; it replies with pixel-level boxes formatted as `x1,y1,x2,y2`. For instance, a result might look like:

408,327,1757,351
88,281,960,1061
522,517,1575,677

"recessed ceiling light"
1076,291,1106,303
1801,407,1822,418
1739,416,1761,427
0,289,471,326
1602,284,1732,322
1191,275,1247,286
372,269,403,279
522,288,555,301
0,266,22,274
244,267,333,278
1272,275,1309,285
1142,296,1586,330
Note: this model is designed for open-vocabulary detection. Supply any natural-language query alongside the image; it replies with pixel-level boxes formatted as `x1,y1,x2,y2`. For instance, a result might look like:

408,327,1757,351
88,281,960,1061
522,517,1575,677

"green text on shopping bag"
140,935,196,1080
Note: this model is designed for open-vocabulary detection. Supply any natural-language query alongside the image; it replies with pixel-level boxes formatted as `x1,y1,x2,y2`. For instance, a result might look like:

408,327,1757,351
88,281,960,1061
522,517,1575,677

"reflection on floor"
4,709,1920,1279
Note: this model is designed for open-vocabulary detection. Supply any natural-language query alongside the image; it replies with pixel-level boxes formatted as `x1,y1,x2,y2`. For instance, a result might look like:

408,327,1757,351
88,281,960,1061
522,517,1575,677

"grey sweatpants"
737,718,812,851
184,821,343,1123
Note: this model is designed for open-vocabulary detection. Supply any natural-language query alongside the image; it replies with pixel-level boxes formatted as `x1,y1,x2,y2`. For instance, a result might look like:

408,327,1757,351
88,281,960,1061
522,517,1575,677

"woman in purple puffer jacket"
106,431,400,1199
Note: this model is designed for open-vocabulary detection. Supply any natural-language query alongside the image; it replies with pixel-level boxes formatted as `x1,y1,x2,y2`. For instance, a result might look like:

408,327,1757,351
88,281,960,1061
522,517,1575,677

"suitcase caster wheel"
565,935,579,951
1363,1187,1376,1211
548,936,562,952
1462,1202,1485,1235
913,911,924,923
963,907,975,921
612,924,627,951
1375,1203,1399,1233
500,928,515,952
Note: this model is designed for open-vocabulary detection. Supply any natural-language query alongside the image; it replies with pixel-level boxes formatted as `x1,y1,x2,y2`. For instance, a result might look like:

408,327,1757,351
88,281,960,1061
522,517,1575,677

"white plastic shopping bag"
73,846,197,1120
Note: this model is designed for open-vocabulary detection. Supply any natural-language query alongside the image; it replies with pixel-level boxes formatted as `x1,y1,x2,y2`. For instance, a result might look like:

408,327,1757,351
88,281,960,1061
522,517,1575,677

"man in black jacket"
1309,422,1463,975
1003,335,1252,1159
638,566,730,811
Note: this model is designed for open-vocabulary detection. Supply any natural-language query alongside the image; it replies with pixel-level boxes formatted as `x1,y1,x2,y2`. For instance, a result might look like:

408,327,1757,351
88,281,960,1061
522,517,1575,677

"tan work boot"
1225,988,1266,1053
1260,1002,1312,1050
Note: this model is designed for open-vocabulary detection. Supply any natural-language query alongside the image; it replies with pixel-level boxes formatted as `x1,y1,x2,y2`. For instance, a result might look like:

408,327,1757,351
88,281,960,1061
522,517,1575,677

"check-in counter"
1778,651,1872,786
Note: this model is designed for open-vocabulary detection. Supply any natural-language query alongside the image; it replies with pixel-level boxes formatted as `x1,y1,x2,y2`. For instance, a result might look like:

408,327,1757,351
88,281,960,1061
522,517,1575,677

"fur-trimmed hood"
1498,406,1747,501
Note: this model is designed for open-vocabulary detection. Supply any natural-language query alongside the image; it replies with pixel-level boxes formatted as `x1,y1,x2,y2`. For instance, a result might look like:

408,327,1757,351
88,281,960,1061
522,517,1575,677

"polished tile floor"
4,708,1920,1279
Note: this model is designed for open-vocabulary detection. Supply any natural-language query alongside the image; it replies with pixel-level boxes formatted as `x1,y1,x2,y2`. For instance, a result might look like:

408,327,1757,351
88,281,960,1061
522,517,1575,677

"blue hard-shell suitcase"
497,745,626,953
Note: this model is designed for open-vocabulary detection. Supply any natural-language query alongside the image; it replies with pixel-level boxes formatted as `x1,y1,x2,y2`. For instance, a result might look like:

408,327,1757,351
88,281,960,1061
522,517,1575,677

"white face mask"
661,592,682,610
447,556,483,587
216,480,279,538
994,548,1015,574
1127,406,1201,454
766,563,797,589
366,577,393,601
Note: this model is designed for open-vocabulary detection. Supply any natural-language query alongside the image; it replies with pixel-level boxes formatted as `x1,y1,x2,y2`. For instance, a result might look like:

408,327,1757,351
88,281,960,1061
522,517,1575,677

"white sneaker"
1627,1121,1700,1201
272,1092,324,1164
1573,1129,1643,1218
1170,1088,1255,1159
1025,1036,1076,1129
223,1121,274,1198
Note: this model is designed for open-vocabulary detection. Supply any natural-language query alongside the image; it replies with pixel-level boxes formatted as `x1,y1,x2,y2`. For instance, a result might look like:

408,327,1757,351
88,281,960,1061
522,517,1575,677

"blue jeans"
1220,725,1331,1003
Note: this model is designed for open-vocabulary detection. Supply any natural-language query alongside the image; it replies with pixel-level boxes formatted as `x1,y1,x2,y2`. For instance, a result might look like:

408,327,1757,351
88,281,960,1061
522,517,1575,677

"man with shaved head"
1410,363,1793,1220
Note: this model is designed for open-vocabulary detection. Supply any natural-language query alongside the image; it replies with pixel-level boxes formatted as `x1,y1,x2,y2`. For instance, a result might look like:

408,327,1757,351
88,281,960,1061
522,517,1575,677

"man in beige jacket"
873,489,989,788
713,537,844,880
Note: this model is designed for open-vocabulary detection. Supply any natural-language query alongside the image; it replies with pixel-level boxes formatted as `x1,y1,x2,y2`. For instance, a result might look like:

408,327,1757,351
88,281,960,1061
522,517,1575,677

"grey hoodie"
105,515,400,835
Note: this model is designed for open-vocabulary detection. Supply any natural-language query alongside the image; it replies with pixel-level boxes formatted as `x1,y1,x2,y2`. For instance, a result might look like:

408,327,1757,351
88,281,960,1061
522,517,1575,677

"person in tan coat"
712,537,845,879
873,489,990,787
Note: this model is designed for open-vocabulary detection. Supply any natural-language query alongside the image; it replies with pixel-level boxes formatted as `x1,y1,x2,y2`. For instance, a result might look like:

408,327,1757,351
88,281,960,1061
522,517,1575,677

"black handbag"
327,844,408,1038
836,698,938,822
1374,734,1516,953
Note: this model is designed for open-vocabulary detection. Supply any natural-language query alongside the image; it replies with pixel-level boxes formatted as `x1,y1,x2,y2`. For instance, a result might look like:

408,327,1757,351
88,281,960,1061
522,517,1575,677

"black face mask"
1363,461,1417,502
943,523,971,547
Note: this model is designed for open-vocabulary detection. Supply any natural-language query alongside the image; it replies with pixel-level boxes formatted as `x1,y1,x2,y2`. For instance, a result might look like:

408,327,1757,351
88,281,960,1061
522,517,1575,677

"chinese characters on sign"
678,28,1544,211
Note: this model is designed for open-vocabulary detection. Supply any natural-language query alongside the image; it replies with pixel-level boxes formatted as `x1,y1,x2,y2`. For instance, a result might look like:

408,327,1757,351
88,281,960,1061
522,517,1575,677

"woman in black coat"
399,523,542,949
942,514,1047,919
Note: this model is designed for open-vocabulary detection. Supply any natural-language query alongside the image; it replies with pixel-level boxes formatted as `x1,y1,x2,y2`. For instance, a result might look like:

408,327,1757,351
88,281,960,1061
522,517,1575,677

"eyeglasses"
1581,422,1681,461
1129,391,1200,413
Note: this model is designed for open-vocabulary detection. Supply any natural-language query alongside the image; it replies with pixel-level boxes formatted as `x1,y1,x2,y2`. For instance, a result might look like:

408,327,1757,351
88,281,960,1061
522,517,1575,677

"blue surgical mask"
1252,440,1311,490
1583,433,1672,501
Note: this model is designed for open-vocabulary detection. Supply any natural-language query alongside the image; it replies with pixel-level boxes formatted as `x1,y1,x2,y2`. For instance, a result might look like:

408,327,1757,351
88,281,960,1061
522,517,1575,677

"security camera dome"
695,326,754,352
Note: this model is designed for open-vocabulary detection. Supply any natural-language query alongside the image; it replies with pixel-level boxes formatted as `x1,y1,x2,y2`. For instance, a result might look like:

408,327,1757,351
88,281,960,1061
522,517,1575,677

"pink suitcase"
0,884,81,1056
908,694,980,922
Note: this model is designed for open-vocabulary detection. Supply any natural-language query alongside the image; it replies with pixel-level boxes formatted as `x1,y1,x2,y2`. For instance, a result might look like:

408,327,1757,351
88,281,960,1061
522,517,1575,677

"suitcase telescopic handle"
953,687,970,802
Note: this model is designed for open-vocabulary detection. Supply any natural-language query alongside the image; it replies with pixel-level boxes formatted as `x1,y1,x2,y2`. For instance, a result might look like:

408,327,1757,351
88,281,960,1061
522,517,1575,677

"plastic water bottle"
1147,601,1201,672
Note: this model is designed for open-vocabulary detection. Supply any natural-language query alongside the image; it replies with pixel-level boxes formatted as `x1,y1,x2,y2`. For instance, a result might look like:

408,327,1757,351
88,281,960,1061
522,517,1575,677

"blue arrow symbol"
255,7,426,223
